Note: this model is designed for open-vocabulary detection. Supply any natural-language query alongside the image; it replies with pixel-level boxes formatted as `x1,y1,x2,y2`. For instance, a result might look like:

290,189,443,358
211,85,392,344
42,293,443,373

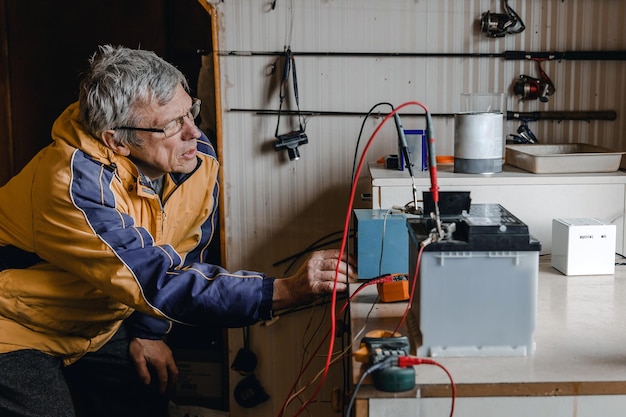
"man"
0,45,355,417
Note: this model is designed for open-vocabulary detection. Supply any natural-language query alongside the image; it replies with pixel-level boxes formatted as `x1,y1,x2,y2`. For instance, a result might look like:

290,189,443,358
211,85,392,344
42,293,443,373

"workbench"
349,256,626,417
369,163,626,255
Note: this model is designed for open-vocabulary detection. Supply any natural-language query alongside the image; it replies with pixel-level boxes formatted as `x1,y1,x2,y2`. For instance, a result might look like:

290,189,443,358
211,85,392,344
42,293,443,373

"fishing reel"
513,75,554,102
480,0,525,38
507,119,539,144
513,59,556,102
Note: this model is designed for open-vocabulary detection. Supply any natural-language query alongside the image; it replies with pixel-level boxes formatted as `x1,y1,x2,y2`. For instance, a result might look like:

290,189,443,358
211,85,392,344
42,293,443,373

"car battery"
406,204,541,357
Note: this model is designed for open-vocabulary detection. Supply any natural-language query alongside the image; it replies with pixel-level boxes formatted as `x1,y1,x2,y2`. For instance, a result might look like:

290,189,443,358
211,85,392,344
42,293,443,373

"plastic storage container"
407,204,541,357
505,143,624,174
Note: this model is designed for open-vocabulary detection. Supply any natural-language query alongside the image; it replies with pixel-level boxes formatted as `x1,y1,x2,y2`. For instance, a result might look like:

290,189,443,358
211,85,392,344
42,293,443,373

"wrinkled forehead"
134,85,192,126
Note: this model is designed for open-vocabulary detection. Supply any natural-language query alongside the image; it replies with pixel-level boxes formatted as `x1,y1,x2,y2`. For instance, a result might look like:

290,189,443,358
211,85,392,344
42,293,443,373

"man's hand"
272,249,357,311
129,337,179,394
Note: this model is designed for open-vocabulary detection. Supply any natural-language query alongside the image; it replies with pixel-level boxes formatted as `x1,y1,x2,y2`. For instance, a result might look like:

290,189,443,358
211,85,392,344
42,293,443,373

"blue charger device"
354,209,416,279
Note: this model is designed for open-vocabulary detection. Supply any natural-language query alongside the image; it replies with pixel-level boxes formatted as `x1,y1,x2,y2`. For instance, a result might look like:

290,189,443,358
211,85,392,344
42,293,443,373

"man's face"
126,85,201,180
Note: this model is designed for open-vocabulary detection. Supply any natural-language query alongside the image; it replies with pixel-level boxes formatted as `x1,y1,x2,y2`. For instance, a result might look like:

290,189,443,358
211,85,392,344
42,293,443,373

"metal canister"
454,112,504,174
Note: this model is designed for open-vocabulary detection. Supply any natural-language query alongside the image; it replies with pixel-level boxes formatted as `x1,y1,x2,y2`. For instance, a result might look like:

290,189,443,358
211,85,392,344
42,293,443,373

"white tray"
505,143,625,174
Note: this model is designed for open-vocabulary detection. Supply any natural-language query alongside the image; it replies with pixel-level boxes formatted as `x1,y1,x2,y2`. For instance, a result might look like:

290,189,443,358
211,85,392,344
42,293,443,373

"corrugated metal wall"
210,1,626,416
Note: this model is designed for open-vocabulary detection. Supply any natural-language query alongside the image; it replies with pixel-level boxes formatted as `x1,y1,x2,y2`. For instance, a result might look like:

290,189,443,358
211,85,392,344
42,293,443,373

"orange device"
376,274,409,302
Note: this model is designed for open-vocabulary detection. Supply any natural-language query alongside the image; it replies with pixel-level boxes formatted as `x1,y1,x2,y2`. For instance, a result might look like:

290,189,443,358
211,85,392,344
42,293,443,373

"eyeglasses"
114,98,201,138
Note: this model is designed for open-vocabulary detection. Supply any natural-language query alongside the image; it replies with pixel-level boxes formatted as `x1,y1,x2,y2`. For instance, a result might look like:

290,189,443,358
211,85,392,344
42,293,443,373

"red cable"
397,356,457,417
393,244,425,335
287,101,431,417
276,275,393,417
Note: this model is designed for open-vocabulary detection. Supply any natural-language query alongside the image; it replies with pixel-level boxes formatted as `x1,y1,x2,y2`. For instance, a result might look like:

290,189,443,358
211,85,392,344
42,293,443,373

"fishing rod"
224,48,626,104
230,108,617,122
507,110,617,121
232,108,618,146
220,50,626,61
506,110,618,144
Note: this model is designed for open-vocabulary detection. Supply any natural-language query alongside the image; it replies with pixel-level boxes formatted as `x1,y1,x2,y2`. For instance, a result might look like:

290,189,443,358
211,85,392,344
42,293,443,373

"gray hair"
79,45,189,145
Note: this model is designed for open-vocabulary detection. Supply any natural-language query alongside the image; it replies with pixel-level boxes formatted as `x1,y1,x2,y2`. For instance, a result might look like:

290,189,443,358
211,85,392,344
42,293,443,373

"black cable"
340,292,353,417
344,358,394,417
346,102,395,289
275,48,304,138
273,230,344,267
276,232,355,276
271,292,349,319
343,104,397,415
351,102,395,184
243,326,249,349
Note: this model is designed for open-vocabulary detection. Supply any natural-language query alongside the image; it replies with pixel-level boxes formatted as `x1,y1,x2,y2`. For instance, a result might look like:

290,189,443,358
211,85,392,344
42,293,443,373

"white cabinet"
350,259,626,417
369,163,626,255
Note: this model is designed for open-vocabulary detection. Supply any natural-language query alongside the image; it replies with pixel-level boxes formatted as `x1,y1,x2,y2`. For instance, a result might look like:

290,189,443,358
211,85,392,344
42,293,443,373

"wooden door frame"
196,1,227,270
0,0,14,185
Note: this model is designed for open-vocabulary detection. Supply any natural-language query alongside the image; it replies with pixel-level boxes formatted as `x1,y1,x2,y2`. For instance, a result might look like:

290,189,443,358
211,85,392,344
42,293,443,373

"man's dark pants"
0,325,168,417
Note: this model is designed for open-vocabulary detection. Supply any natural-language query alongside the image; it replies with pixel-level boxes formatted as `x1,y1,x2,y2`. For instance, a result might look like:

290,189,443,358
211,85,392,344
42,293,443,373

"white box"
551,218,616,276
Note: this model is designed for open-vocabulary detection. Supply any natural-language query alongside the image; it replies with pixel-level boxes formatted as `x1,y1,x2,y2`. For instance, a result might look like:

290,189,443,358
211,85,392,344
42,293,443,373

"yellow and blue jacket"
0,102,273,365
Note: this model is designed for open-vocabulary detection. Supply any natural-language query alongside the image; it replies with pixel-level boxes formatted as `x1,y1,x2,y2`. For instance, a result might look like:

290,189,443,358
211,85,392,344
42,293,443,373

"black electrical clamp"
273,48,308,161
